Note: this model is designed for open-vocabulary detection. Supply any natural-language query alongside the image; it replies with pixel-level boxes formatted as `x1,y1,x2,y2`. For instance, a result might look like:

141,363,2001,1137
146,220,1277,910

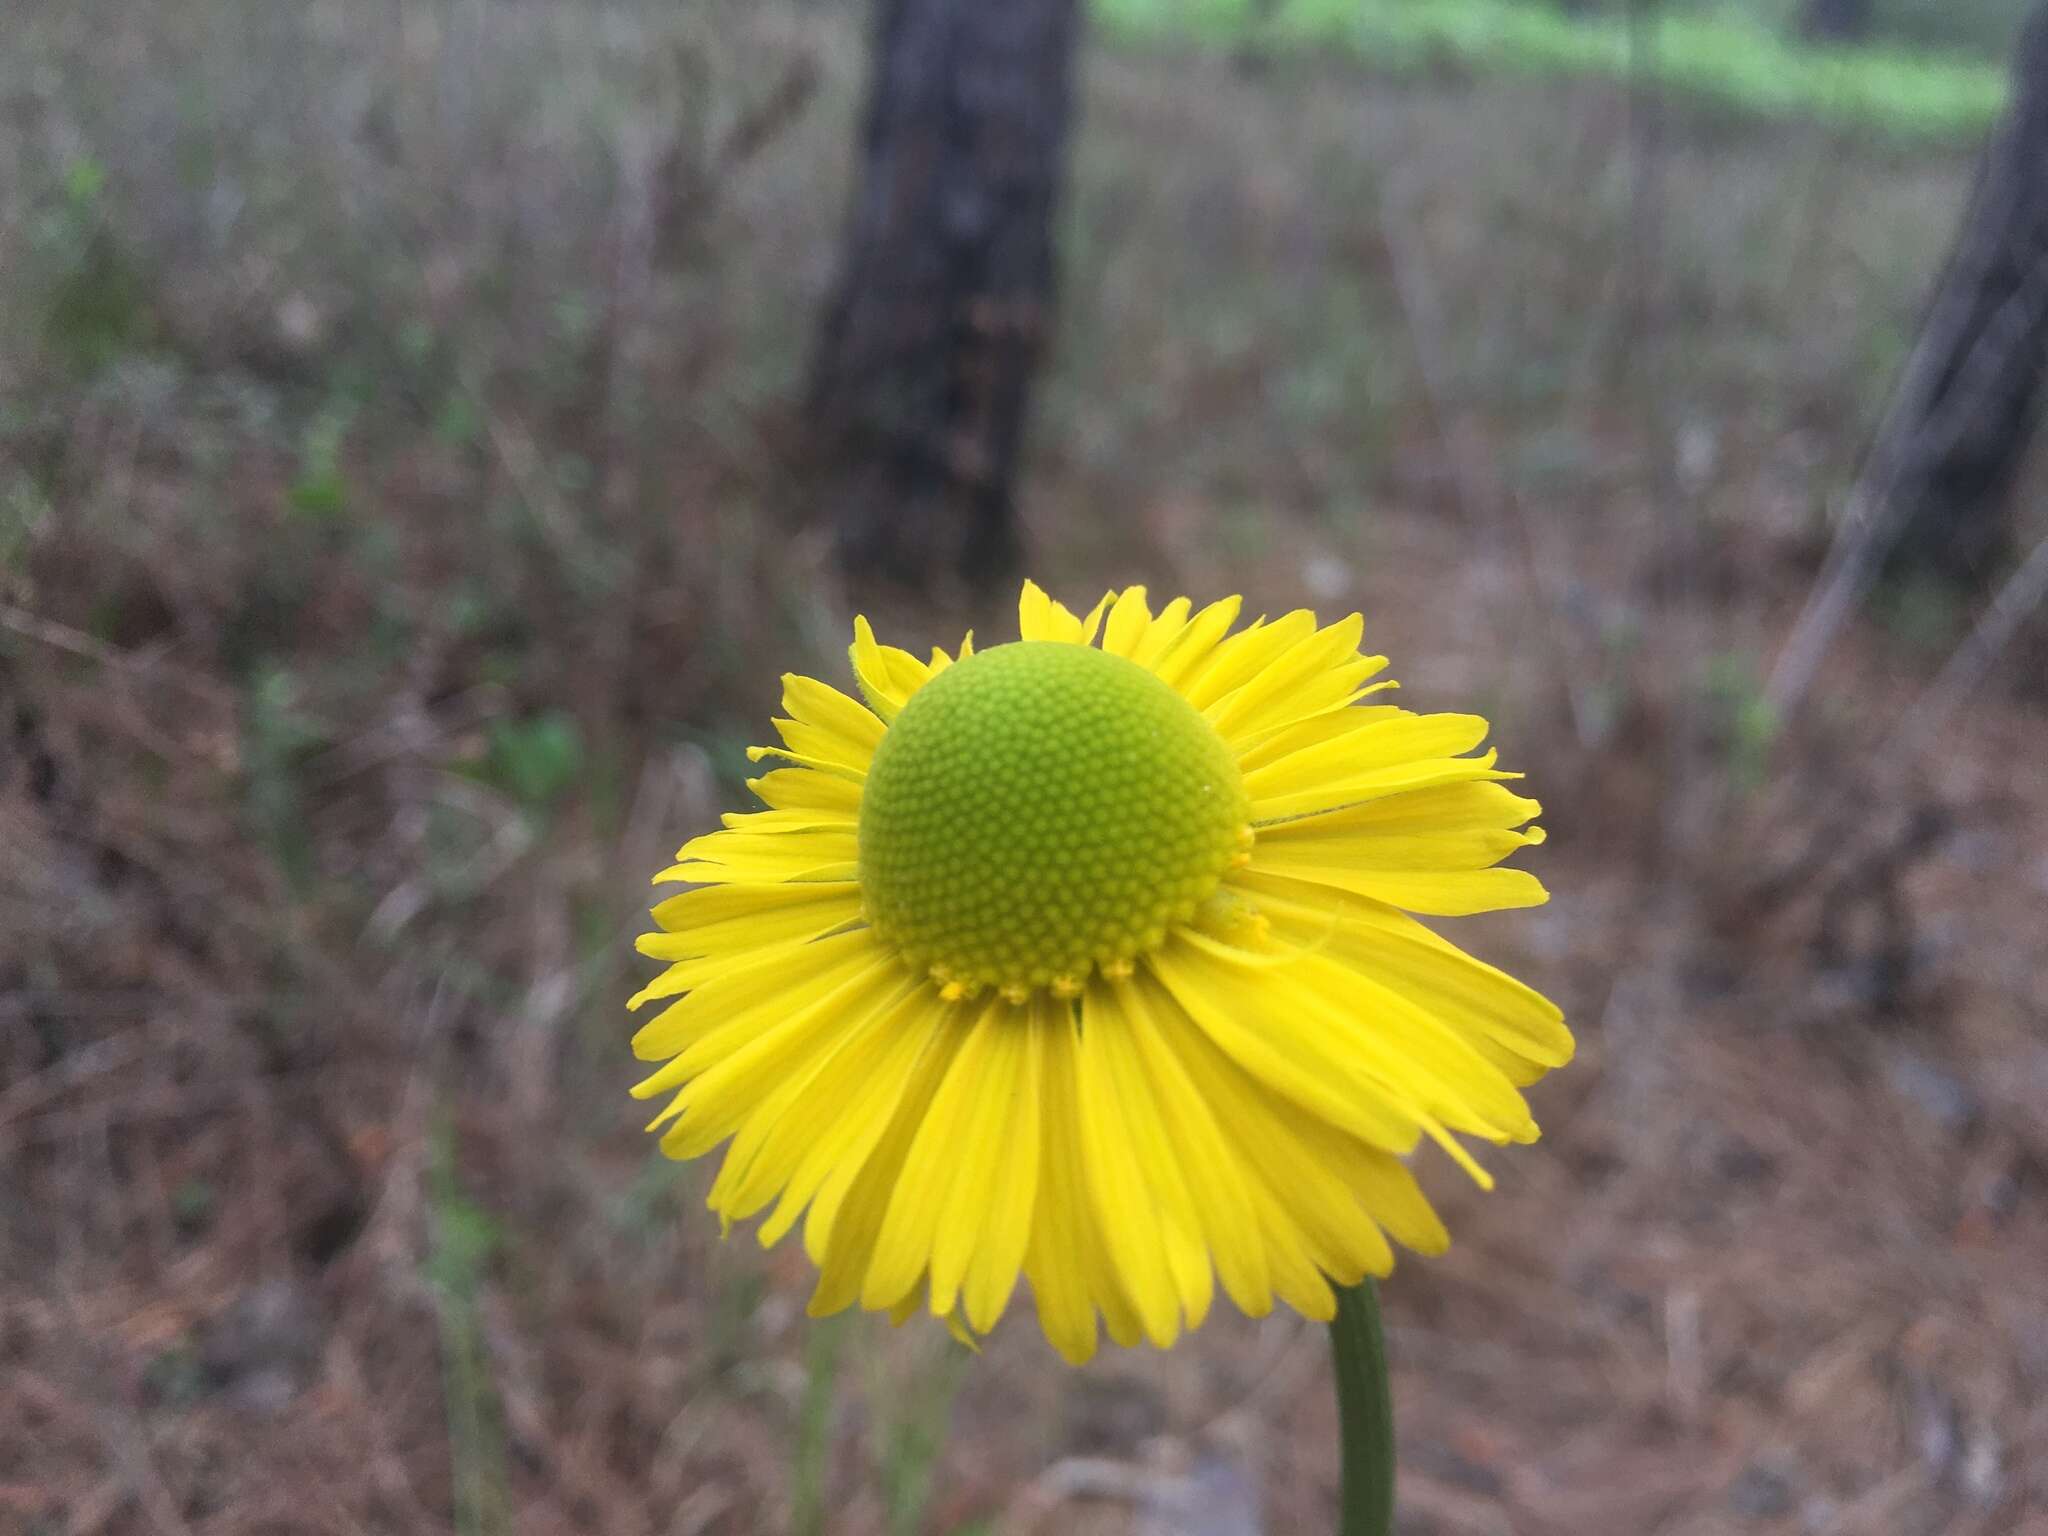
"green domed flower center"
859,641,1250,1000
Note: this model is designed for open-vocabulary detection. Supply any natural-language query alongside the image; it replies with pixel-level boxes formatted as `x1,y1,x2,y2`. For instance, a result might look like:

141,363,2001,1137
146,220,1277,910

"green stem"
1330,1279,1396,1536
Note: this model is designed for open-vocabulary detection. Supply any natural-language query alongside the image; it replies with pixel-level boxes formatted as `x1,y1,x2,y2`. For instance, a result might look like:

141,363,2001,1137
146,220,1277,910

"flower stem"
1329,1279,1395,1536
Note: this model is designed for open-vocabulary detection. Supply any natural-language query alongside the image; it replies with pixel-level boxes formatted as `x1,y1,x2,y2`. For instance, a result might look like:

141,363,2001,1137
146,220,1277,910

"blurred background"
5,0,2048,1532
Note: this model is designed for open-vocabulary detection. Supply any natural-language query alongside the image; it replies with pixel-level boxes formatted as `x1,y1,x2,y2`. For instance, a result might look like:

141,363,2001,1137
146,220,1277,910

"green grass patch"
1094,0,2008,141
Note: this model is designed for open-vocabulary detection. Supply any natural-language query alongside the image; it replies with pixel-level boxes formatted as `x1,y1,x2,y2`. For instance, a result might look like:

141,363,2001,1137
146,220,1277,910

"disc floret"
858,641,1250,1000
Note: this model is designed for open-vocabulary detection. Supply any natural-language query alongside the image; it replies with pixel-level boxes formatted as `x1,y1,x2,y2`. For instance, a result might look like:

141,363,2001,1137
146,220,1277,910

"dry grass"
4,3,2048,1534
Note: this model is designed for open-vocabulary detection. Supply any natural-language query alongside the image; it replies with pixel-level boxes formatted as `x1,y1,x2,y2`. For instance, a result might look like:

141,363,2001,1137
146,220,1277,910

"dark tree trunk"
1799,0,1873,44
1876,5,2048,586
808,0,1081,589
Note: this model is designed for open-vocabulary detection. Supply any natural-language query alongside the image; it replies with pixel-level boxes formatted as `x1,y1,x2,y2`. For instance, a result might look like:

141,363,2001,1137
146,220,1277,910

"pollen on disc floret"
857,641,1251,999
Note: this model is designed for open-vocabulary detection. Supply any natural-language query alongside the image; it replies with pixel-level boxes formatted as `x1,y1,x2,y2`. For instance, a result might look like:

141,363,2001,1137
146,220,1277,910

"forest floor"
5,3,2048,1534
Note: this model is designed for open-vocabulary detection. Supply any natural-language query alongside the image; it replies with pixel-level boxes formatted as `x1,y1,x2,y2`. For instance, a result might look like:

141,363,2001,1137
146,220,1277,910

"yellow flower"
630,582,1571,1363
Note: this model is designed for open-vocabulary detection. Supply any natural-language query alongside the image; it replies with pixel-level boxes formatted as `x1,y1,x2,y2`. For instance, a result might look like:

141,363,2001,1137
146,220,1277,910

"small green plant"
171,1178,217,1238
427,1120,511,1536
434,391,485,448
242,664,328,894
288,407,356,523
479,711,585,812
704,1258,767,1382
1876,570,1972,658
142,1340,208,1406
34,155,157,371
873,1344,970,1536
1,476,53,586
1702,649,1779,793
609,1151,691,1237
789,1314,850,1536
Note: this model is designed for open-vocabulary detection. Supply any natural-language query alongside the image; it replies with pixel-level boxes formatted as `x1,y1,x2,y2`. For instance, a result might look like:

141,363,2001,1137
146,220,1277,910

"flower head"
630,582,1572,1362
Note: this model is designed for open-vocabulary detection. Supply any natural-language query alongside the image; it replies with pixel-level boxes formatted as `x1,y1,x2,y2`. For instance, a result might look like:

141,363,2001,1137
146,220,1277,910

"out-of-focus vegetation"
1106,0,2040,60
1545,0,2036,58
1098,0,2012,138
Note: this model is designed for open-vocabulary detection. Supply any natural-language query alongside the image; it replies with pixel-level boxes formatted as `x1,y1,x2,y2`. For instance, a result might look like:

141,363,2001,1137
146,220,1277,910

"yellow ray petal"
1147,937,1422,1154
1074,996,1189,1349
1231,1082,1450,1258
1248,752,1517,826
647,878,860,937
782,674,887,758
808,1015,971,1318
946,1017,1043,1331
1342,1148,1451,1256
790,1003,966,1269
1018,580,1102,644
1228,869,1573,1080
1142,971,1395,1288
1099,586,1153,658
1203,614,1386,748
1083,983,1214,1329
1252,1201,1339,1321
1243,712,1491,803
1025,996,1146,1362
1171,916,1531,1148
1177,611,1319,712
1249,775,1549,914
1215,659,1392,754
710,984,937,1227
629,927,881,1054
1126,595,1194,669
1144,595,1244,689
666,825,860,884
639,884,863,961
1108,975,1274,1316
658,962,915,1160
638,964,904,1119
628,920,853,1013
863,999,1015,1312
1279,952,1537,1144
849,615,935,721
1266,780,1543,860
716,807,859,836
1075,590,1114,645
1233,702,1408,774
744,990,953,1251
705,820,850,855
745,768,865,818
744,741,867,780
758,718,874,780
1246,853,1548,917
